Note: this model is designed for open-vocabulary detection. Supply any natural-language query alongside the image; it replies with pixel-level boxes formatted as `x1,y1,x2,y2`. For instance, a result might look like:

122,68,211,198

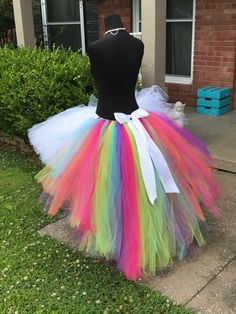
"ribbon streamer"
114,108,179,204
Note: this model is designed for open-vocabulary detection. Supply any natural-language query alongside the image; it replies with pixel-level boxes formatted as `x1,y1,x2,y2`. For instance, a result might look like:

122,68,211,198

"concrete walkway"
38,109,236,313
185,108,236,173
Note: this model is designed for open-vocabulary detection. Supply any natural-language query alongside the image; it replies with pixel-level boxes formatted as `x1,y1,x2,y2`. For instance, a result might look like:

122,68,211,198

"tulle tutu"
28,86,219,280
28,85,185,165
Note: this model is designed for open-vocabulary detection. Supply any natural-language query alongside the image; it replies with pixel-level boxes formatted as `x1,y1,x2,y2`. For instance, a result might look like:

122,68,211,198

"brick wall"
98,0,132,38
167,0,236,109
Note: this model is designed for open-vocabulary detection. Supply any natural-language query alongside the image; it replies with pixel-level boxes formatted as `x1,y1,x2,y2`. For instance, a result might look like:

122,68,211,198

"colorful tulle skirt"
28,89,219,280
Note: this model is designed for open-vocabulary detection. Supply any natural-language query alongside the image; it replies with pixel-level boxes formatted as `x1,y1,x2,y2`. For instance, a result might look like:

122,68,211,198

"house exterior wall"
167,0,236,109
98,0,132,38
31,0,236,109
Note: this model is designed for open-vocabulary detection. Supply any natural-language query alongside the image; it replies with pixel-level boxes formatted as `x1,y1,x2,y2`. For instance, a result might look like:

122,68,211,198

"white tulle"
27,85,185,165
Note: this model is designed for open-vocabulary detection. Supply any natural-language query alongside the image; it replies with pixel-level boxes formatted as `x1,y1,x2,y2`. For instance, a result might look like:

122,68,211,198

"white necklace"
104,27,126,36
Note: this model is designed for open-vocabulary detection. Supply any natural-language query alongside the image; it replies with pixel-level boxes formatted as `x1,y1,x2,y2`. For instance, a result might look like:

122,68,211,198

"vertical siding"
84,0,100,46
32,0,44,46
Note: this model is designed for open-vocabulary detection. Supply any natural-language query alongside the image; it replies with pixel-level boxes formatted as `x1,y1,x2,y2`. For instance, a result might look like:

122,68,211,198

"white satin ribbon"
114,108,179,204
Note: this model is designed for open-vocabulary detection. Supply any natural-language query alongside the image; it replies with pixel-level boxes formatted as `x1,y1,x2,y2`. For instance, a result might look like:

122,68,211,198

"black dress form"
87,14,144,120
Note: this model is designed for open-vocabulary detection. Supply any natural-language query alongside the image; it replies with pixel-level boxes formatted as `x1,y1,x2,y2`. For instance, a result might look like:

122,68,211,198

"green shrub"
0,46,97,136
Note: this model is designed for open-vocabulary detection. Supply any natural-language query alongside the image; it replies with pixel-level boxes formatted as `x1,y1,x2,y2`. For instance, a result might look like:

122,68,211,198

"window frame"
41,0,86,54
165,0,196,84
131,0,142,39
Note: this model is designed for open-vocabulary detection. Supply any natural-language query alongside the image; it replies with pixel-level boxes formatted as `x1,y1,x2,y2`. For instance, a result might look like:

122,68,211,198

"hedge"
0,46,97,137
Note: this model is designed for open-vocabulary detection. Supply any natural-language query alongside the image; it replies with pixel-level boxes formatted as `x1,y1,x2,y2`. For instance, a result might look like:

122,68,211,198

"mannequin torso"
88,29,144,120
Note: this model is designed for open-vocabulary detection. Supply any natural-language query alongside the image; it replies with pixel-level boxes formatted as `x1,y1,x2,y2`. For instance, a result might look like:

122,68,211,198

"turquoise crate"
197,86,230,99
197,96,230,108
197,86,231,116
197,105,230,116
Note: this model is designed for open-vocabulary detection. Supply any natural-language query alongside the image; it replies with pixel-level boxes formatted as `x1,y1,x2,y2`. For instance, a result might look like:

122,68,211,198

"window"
41,0,86,54
166,0,195,84
133,0,195,84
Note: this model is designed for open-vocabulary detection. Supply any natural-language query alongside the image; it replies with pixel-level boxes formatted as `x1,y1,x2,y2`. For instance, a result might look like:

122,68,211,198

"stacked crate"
197,86,230,116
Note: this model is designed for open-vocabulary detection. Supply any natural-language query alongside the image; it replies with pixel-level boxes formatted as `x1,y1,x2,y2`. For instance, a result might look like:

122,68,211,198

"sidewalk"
38,109,236,314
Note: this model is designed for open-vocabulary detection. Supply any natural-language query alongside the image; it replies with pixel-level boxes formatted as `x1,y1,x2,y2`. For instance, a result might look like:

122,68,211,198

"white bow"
114,108,179,204
114,108,149,123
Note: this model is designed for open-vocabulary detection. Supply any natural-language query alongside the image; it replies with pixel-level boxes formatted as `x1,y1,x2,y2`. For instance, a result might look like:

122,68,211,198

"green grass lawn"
0,148,195,314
